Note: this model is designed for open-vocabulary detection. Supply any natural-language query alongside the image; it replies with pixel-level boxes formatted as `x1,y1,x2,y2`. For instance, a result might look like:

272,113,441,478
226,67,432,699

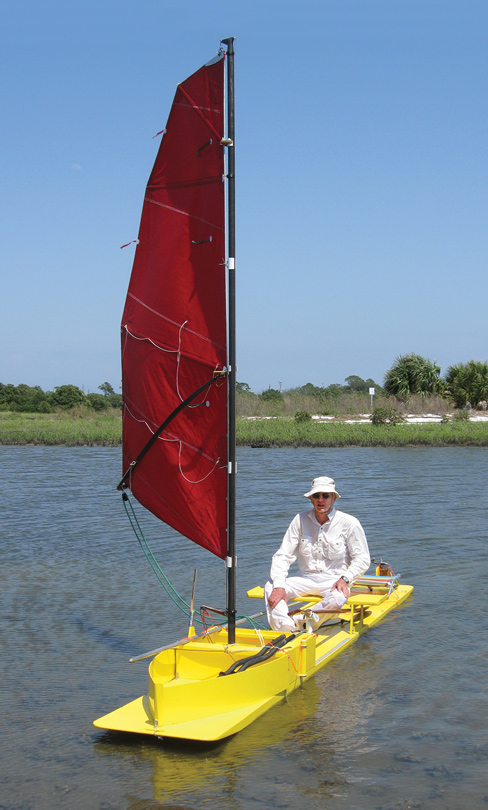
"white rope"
254,627,265,647
178,442,221,484
176,321,189,401
122,325,178,354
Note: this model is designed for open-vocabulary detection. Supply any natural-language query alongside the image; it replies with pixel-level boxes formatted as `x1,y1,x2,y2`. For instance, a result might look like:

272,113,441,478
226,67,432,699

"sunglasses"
312,492,333,500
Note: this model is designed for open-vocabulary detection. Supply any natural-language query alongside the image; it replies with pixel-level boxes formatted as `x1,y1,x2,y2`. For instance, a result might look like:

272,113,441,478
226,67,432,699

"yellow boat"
94,578,412,741
93,40,413,742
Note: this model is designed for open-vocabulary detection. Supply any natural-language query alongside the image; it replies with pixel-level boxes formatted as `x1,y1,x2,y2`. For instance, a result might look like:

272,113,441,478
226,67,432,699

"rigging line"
122,325,178,354
135,525,195,615
175,321,199,405
117,372,223,491
175,321,220,408
123,403,224,466
178,442,220,484
241,616,268,633
123,403,176,439
122,494,203,622
124,406,227,485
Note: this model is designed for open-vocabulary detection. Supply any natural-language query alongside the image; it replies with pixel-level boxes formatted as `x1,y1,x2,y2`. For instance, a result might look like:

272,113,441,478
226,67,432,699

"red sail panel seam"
176,84,224,141
143,198,224,232
146,175,224,192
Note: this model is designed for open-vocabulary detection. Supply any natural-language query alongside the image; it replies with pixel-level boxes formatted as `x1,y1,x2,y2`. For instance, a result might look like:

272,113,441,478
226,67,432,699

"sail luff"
222,37,237,643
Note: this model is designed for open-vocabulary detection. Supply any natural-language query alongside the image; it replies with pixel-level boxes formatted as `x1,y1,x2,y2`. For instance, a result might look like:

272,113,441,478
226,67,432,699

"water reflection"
94,666,360,808
92,633,389,809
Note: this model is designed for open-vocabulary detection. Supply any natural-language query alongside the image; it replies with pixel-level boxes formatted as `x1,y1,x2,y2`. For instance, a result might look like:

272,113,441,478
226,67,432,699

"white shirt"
270,508,371,589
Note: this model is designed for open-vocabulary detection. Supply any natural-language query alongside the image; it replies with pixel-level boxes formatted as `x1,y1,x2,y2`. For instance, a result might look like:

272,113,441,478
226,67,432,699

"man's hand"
268,587,287,609
332,577,350,598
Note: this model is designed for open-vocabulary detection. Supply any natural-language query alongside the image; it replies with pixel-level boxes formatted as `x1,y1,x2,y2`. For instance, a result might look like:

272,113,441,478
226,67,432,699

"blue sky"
2,0,487,394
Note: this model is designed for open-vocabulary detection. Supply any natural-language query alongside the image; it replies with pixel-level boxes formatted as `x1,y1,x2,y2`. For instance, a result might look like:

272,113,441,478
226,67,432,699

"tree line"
2,355,487,414
238,375,383,403
383,354,488,409
240,355,488,411
0,382,122,413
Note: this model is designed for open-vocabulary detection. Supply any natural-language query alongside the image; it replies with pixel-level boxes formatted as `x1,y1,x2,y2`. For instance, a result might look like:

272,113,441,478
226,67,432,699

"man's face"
311,491,336,521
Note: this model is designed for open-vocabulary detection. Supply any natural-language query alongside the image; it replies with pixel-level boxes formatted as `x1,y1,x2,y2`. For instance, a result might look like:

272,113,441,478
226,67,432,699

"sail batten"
121,54,228,559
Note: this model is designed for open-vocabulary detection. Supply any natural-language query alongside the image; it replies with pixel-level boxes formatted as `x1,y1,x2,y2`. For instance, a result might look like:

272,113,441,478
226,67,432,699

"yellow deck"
94,581,413,741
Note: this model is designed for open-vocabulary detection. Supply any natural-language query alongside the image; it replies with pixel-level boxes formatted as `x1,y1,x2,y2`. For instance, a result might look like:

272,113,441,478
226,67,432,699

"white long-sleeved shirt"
270,508,371,589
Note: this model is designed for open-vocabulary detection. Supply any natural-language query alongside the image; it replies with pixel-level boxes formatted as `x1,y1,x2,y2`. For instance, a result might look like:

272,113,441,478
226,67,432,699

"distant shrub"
86,393,109,411
49,385,86,410
36,401,54,413
106,393,123,409
294,411,311,424
259,388,283,402
371,407,405,426
453,408,470,421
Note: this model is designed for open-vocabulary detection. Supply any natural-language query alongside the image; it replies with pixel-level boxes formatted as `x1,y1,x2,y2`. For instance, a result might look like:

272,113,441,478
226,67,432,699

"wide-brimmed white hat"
304,476,341,499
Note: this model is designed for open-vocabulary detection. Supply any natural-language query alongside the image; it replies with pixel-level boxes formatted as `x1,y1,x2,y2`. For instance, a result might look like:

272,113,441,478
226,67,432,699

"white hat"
304,476,341,499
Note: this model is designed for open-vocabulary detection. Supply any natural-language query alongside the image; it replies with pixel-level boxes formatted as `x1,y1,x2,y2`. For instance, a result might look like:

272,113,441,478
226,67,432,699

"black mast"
221,36,236,643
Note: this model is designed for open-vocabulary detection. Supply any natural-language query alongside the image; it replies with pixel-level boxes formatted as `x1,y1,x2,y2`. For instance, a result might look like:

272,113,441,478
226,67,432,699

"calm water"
1,445,487,810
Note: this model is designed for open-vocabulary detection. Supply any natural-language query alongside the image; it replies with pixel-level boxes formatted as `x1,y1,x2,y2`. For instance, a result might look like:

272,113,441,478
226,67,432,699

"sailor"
265,476,371,632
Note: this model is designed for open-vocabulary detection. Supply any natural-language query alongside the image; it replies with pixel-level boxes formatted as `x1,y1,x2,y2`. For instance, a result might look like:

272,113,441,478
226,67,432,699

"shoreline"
1,411,488,447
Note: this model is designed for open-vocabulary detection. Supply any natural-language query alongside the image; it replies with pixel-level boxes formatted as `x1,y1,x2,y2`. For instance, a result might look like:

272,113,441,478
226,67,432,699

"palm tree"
383,354,444,398
445,360,488,409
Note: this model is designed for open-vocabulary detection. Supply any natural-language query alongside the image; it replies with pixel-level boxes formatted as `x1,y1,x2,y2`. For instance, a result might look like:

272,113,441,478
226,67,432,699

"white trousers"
265,574,348,632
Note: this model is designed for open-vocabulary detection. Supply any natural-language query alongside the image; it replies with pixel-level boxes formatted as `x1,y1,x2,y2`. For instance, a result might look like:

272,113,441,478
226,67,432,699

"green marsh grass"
236,418,488,447
1,408,487,447
0,408,122,446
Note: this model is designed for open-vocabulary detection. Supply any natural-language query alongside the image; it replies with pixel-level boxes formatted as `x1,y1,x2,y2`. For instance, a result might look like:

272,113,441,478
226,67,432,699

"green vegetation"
2,363,487,446
1,408,486,447
259,388,284,403
0,382,122,413
383,354,444,398
236,418,488,447
370,407,405,426
445,360,488,409
237,388,449,421
294,411,312,424
238,377,384,419
0,408,122,446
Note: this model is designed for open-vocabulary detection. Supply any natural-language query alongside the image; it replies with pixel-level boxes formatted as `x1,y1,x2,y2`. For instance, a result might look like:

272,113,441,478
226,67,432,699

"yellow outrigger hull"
94,583,413,741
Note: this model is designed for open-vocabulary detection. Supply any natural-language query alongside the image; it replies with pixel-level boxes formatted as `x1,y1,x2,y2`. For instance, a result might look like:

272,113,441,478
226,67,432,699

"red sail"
121,55,228,559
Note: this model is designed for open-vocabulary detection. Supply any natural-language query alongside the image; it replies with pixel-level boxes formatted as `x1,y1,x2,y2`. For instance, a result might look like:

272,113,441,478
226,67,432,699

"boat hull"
93,583,413,741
